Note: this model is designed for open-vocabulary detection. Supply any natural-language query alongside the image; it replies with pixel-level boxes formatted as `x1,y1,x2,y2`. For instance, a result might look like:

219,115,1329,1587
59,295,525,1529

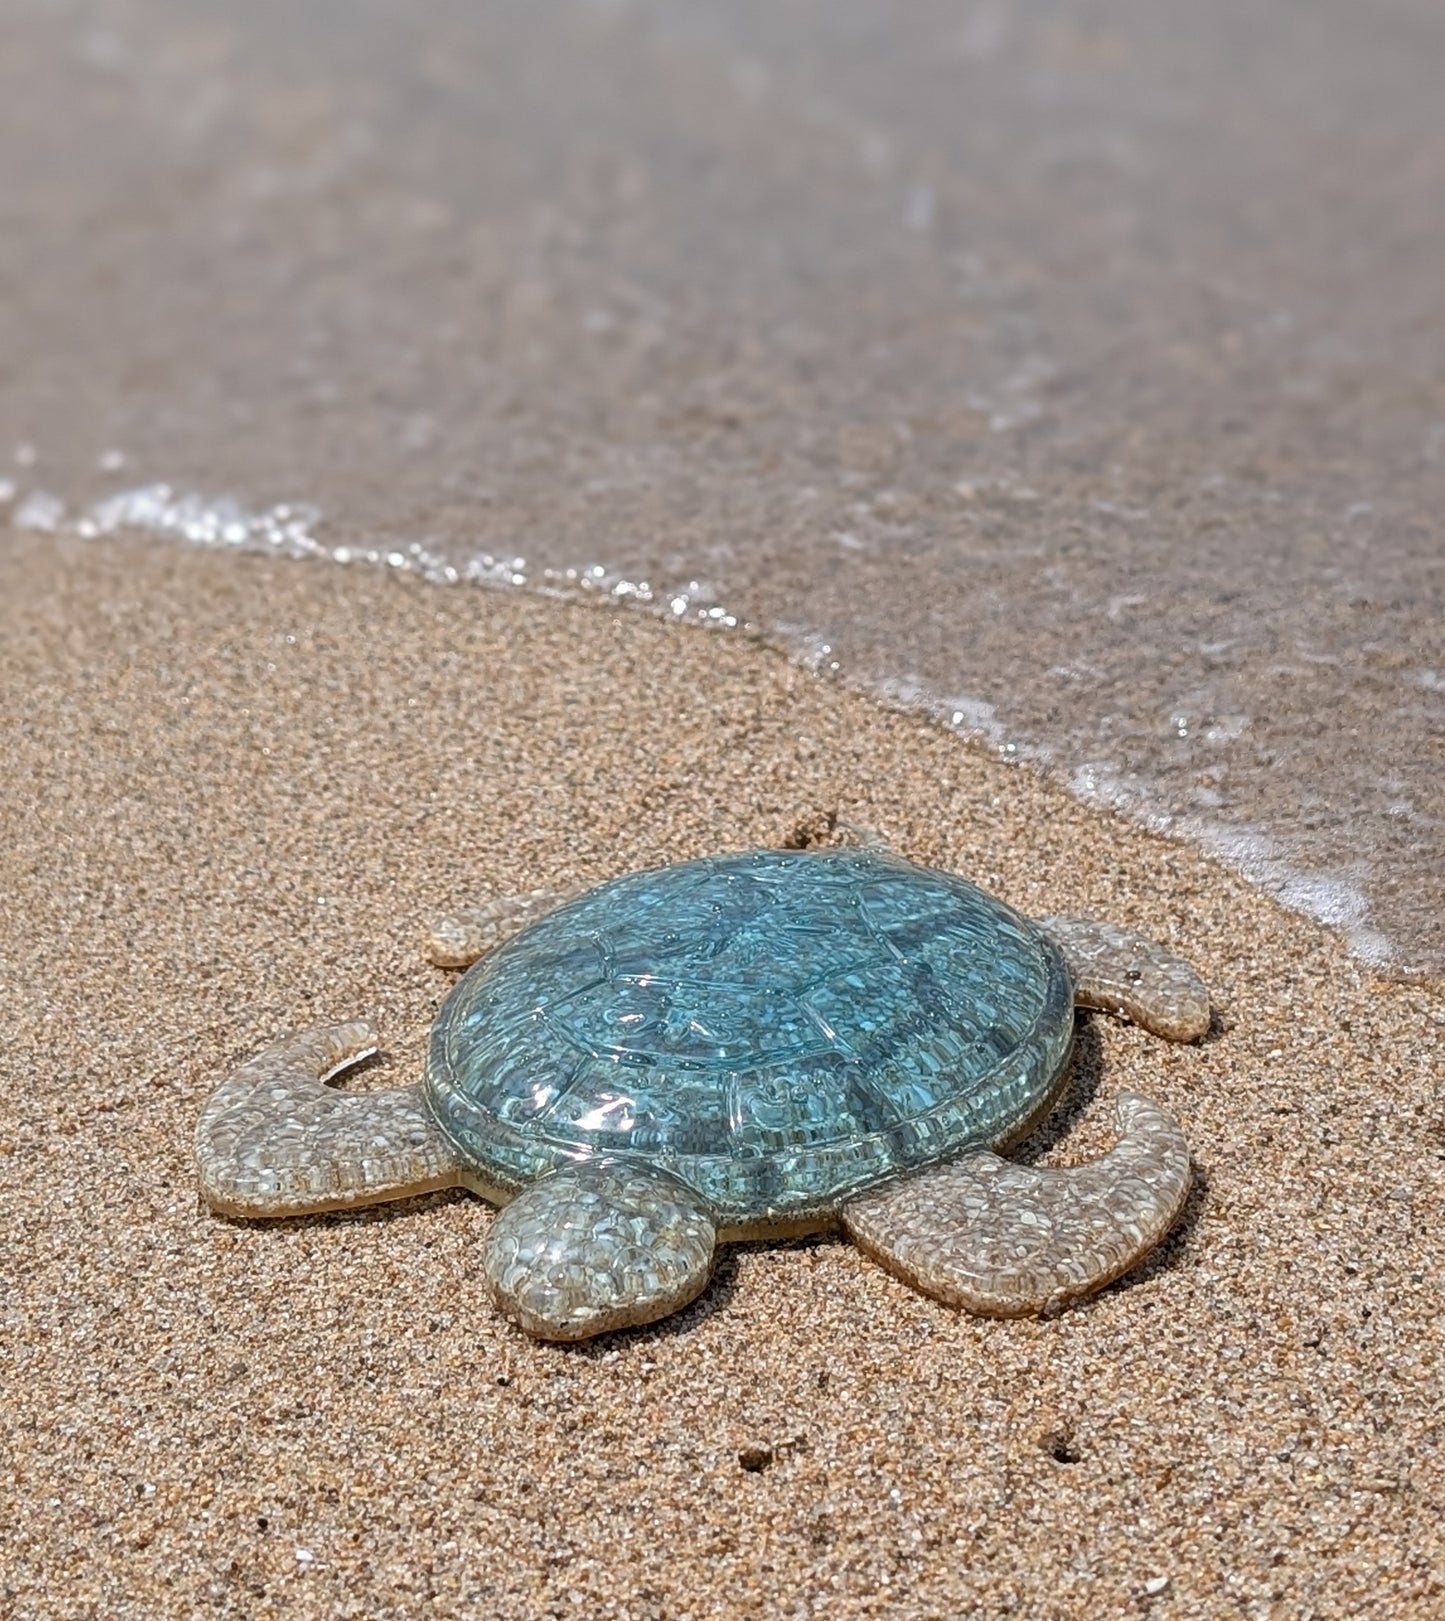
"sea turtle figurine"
196,846,1209,1340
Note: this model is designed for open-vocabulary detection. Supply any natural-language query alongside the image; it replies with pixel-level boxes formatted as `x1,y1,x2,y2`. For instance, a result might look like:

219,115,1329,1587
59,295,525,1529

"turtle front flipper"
196,1021,465,1216
842,1094,1191,1317
425,888,578,968
483,1162,717,1341
1041,916,1211,1042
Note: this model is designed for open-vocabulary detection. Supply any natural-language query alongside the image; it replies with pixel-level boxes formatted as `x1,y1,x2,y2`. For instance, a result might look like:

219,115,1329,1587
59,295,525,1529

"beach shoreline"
4,0,1443,982
2,532,1439,1618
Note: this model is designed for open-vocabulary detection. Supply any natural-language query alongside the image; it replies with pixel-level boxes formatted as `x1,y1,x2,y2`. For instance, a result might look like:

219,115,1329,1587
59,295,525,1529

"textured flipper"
426,888,576,968
842,1093,1191,1317
1041,916,1211,1042
483,1161,716,1341
196,1021,465,1216
830,819,893,850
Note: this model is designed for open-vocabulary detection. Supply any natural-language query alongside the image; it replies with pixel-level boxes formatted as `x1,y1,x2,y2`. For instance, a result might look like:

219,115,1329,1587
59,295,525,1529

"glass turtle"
196,847,1209,1340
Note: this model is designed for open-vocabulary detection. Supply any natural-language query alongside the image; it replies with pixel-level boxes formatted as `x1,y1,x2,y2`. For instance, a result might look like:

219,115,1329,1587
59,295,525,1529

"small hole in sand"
1039,1431,1082,1465
782,810,839,849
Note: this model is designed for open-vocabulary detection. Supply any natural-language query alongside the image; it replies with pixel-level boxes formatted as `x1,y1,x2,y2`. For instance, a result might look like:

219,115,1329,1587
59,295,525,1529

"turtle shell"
426,849,1073,1229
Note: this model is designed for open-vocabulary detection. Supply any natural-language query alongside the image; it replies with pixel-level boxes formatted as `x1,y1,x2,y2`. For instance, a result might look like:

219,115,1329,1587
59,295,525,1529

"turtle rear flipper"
483,1162,717,1341
842,1093,1191,1317
425,888,578,969
1042,916,1211,1042
196,1021,465,1216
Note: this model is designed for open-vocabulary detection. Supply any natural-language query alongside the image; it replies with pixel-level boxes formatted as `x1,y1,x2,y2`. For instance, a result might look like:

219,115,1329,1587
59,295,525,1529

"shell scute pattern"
427,849,1074,1224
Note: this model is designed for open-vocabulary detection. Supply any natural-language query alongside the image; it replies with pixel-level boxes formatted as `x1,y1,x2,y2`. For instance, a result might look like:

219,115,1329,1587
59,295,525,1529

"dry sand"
1,533,1441,1619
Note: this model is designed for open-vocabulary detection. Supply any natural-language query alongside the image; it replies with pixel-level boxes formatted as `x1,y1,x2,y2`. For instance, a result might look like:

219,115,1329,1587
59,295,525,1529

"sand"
1,532,1440,1619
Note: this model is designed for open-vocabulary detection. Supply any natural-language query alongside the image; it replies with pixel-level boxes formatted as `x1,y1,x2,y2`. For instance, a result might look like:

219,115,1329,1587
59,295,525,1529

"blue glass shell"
426,849,1073,1228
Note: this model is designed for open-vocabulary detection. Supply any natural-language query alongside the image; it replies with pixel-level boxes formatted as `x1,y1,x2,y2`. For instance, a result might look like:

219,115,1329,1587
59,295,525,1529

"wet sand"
1,533,1440,1618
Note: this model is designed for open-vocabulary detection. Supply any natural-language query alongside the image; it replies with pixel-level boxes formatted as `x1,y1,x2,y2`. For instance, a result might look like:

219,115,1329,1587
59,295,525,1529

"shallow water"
2,0,1441,974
